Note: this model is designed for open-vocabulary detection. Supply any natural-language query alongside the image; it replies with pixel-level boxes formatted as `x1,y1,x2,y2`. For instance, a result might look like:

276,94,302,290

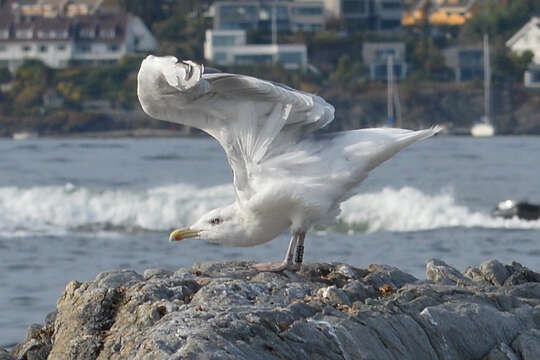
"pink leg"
252,232,302,272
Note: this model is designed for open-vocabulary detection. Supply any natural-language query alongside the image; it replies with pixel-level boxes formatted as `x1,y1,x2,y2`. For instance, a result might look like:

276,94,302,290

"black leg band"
295,245,304,264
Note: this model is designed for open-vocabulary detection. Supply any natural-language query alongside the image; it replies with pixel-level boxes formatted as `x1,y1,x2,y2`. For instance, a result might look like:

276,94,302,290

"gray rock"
511,328,540,360
143,268,173,280
480,259,510,286
10,260,540,360
426,258,472,285
504,262,540,286
464,266,486,283
364,263,418,288
483,343,520,360
0,348,15,360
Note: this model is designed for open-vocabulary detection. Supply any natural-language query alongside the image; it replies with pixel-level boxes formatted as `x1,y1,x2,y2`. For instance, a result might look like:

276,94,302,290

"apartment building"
204,29,307,70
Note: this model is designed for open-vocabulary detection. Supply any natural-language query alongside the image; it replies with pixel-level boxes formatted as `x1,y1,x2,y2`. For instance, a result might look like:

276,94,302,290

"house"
204,29,307,71
372,0,404,30
212,0,326,32
15,0,122,18
0,2,157,71
362,42,407,80
402,0,475,26
324,0,403,31
324,0,373,30
506,17,540,88
443,45,484,81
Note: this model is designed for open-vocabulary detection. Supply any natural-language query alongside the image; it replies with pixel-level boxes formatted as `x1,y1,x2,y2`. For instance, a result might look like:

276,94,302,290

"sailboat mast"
387,55,394,126
272,1,277,45
483,33,491,124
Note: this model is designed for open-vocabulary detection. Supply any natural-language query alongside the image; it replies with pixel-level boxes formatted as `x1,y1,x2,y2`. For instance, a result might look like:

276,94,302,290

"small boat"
492,200,540,221
12,131,38,140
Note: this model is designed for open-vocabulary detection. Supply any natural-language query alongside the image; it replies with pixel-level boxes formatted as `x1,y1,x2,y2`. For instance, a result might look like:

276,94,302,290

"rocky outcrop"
8,259,540,360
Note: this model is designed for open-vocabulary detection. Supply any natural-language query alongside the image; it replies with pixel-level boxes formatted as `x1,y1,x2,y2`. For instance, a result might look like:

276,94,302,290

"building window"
219,5,258,29
76,43,91,52
0,45,6,52
38,44,48,52
16,29,33,39
56,44,66,51
380,19,401,29
37,30,46,38
213,35,236,46
381,1,402,10
531,70,540,83
375,49,396,61
22,45,32,52
278,52,302,65
459,50,482,67
234,54,273,65
79,28,95,38
214,52,227,62
108,44,119,52
100,28,116,38
343,0,366,14
293,6,323,16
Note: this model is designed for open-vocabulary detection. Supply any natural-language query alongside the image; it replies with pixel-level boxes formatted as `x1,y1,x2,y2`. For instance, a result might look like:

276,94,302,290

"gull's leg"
252,233,301,272
294,232,306,267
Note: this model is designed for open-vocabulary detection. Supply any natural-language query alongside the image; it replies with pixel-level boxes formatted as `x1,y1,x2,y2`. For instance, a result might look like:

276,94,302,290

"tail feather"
345,126,440,172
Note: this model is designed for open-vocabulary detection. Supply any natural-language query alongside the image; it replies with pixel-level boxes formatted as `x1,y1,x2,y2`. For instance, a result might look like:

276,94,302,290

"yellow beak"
169,228,200,242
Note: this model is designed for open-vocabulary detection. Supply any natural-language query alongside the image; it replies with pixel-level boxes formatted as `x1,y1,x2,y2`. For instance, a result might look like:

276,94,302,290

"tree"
0,67,11,84
460,0,540,42
118,0,166,28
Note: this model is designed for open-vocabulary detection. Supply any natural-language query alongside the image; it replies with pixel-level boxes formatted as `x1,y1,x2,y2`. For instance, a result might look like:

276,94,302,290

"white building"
0,8,157,71
362,42,407,80
506,17,540,88
204,29,307,71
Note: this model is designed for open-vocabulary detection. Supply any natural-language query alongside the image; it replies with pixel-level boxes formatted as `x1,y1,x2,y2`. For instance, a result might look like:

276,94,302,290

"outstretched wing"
137,55,334,203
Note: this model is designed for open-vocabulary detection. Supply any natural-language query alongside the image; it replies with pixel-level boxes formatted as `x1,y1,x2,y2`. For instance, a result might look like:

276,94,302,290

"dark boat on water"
492,200,540,221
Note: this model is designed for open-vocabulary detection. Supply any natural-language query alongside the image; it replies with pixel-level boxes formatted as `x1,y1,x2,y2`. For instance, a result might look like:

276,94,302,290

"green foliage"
12,60,50,92
14,85,43,109
492,47,534,86
118,0,167,28
409,38,453,80
329,55,366,92
152,6,207,61
460,0,540,42
0,67,11,84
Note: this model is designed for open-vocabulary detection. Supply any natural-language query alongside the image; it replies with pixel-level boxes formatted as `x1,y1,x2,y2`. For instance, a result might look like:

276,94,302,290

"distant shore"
4,128,203,139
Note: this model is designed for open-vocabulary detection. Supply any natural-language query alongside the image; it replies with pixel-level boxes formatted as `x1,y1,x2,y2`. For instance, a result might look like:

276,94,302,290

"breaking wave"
0,184,538,237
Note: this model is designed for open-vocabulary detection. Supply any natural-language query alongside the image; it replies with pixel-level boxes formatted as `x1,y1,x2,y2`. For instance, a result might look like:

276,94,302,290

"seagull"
137,55,439,272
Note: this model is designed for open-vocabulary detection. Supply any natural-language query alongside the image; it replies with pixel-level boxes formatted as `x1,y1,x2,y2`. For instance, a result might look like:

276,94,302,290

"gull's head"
169,205,252,246
138,55,203,93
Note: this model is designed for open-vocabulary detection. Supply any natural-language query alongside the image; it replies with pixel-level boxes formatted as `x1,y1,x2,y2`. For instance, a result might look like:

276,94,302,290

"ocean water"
1,135,539,347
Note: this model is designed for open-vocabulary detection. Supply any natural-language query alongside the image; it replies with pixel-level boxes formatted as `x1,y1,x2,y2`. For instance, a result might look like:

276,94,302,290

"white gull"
137,55,439,272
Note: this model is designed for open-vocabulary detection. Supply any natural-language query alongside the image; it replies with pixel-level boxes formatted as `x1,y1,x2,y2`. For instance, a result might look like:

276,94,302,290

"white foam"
0,183,233,236
339,186,540,232
0,184,538,237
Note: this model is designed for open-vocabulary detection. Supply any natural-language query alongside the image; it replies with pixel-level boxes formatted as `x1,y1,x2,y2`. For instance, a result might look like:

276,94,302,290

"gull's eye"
209,218,222,225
